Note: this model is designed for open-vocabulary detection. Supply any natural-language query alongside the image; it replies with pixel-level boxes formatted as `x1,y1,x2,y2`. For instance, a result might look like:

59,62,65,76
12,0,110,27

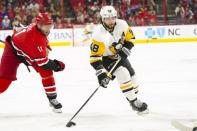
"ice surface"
0,42,197,131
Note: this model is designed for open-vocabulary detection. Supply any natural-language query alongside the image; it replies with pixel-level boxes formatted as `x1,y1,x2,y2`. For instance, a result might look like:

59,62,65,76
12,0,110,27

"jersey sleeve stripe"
124,27,135,41
11,41,34,65
36,58,49,66
90,56,102,63
11,41,48,66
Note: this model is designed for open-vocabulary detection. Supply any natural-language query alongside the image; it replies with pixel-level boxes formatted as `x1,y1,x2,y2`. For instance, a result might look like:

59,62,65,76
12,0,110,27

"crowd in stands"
174,0,197,24
71,0,159,26
0,0,196,30
0,0,63,29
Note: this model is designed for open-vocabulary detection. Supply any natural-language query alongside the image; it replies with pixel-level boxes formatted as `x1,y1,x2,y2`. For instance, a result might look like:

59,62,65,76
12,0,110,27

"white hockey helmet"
100,6,117,19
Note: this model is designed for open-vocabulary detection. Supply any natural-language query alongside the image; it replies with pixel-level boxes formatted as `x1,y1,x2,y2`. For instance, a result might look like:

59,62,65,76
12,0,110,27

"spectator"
50,6,59,22
0,6,8,20
55,16,64,29
12,17,20,28
7,3,15,20
134,11,145,26
193,9,197,23
85,1,100,23
126,0,142,17
175,3,185,24
75,3,85,24
149,11,158,25
1,15,11,29
184,6,194,24
23,8,34,25
14,6,24,23
127,15,137,26
149,0,159,13
139,6,149,25
64,19,73,28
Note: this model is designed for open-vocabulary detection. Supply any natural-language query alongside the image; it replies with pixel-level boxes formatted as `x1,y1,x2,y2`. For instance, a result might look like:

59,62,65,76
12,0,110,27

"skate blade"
49,104,62,113
52,108,62,113
137,109,149,115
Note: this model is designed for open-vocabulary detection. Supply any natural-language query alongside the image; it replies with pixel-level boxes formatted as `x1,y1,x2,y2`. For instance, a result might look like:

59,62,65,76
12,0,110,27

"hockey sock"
120,80,137,101
133,85,139,94
39,69,57,99
130,75,139,94
114,66,137,101
0,78,12,93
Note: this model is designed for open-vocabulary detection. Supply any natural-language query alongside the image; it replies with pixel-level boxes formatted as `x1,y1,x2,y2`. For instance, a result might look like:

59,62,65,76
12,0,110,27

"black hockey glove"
53,59,65,72
96,69,110,88
41,59,65,72
117,47,131,60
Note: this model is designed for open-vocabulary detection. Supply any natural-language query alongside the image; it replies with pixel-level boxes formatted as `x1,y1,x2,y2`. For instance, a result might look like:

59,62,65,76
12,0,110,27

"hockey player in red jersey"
0,12,65,113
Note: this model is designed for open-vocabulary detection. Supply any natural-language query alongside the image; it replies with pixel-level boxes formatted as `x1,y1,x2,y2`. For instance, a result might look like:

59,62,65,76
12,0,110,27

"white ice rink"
0,42,197,131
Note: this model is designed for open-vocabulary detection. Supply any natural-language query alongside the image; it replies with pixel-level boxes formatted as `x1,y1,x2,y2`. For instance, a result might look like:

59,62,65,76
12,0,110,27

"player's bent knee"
114,66,131,84
0,78,12,93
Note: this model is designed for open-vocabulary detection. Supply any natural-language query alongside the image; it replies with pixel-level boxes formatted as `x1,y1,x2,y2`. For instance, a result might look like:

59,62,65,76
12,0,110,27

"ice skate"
49,99,62,113
130,99,149,115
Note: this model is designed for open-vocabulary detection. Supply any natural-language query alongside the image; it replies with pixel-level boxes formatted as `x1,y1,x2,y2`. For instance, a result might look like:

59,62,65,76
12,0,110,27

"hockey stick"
0,39,5,48
0,39,5,43
171,120,197,131
66,58,121,127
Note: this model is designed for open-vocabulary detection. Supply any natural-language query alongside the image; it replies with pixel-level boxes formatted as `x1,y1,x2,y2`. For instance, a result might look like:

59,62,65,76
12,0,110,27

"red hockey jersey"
12,23,49,67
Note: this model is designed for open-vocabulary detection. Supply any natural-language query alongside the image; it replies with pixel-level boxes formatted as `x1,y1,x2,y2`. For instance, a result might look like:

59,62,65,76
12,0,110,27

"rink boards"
0,24,197,48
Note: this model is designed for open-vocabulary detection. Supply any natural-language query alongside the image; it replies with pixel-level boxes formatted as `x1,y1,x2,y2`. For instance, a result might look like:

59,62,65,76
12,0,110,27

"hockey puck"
66,121,76,127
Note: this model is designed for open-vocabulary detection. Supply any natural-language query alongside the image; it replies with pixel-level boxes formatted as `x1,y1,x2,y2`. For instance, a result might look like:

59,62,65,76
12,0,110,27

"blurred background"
0,0,196,30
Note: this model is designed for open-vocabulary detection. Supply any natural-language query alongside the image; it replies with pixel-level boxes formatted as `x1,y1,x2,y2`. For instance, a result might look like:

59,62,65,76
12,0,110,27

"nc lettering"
168,28,180,36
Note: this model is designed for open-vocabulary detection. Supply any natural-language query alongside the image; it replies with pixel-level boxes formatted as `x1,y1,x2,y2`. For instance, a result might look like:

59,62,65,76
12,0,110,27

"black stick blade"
66,121,76,127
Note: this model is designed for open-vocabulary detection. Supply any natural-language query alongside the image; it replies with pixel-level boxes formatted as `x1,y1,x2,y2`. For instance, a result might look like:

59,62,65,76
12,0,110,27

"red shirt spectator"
139,7,149,19
130,0,140,6
148,13,158,25
181,0,189,9
35,0,44,7
7,6,15,20
140,0,148,7
134,12,145,26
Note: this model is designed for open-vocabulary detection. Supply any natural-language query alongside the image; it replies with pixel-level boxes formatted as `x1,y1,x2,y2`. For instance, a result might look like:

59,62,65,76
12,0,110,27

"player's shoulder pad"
116,19,129,30
116,19,135,41
92,24,103,42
